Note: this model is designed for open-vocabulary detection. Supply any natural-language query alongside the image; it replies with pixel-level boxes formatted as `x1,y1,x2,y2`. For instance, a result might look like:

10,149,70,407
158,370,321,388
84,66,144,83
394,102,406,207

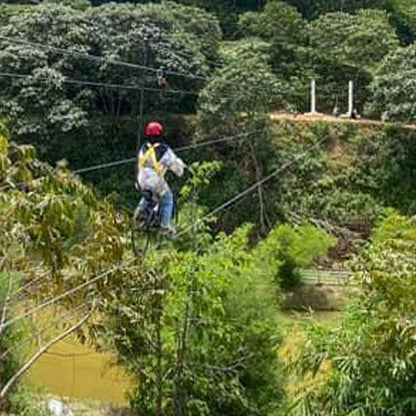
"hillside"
3,1,416,416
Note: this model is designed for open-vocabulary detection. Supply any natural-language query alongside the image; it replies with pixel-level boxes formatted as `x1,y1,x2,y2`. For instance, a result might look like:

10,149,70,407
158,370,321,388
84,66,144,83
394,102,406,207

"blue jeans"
138,189,173,228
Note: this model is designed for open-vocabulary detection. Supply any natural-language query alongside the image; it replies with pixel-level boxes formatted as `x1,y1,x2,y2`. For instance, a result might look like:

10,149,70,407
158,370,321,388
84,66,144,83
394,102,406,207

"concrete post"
348,80,353,116
311,79,316,114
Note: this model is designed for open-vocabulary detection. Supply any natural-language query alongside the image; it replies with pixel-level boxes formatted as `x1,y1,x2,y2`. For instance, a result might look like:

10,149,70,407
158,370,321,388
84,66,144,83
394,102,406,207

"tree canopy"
368,44,416,122
308,9,399,73
3,0,416,414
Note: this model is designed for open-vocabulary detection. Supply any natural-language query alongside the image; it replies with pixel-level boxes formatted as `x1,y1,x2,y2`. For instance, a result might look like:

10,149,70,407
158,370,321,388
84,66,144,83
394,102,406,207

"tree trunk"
175,300,190,416
0,272,13,337
155,274,164,416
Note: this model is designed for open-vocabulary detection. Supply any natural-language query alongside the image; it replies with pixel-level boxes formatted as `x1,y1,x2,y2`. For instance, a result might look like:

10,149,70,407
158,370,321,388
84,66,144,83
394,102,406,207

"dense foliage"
4,0,416,415
271,121,416,224
0,1,219,179
234,1,403,115
187,118,416,239
0,118,338,414
100,229,285,416
292,211,416,416
0,120,129,408
368,44,416,122
308,10,399,73
1,0,415,213
0,274,25,412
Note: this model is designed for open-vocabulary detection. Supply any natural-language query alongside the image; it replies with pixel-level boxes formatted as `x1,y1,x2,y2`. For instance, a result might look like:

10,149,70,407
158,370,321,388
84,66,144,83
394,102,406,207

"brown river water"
25,310,339,405
26,336,132,406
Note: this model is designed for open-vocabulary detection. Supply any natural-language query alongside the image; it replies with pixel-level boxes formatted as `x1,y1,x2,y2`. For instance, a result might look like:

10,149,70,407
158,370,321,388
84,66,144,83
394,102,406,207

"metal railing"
300,269,355,286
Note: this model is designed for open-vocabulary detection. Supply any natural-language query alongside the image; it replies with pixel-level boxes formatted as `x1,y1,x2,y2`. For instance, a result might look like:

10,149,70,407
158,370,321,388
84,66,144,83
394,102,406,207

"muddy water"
26,310,339,405
26,336,132,406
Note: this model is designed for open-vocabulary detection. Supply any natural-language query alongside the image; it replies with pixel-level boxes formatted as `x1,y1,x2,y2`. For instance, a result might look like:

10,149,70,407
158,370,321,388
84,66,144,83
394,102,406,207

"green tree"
239,1,306,45
268,121,416,225
304,9,398,114
0,122,289,415
168,0,262,38
0,4,32,26
43,0,91,10
199,39,284,134
292,211,416,416
262,225,337,288
237,2,311,107
0,1,218,163
308,9,399,73
237,0,314,100
0,273,25,413
0,122,128,405
368,44,416,122
92,162,289,416
0,1,224,209
145,1,222,62
286,0,395,19
197,39,285,230
99,223,286,416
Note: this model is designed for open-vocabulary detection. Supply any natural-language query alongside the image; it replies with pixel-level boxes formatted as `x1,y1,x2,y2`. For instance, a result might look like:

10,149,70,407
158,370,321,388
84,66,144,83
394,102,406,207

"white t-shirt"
137,142,185,196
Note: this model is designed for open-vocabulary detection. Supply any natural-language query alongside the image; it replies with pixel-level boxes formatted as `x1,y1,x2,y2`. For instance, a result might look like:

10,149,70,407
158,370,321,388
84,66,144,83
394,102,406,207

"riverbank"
22,285,350,409
283,283,358,311
0,306,342,416
0,393,133,416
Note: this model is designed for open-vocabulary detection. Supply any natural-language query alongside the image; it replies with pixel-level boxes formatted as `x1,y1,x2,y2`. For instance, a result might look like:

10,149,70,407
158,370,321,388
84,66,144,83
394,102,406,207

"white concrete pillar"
311,79,316,114
348,80,354,116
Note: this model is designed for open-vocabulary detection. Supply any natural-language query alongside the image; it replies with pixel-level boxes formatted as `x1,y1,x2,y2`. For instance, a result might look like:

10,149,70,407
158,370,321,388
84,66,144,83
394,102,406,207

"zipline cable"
0,68,270,103
175,135,329,239
0,71,199,96
0,35,292,106
0,129,263,189
0,260,137,330
0,273,49,308
0,35,208,82
0,35,264,95
73,129,263,174
1,134,328,330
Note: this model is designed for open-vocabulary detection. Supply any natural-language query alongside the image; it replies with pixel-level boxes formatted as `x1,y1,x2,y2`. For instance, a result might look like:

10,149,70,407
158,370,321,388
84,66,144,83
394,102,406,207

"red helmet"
145,122,163,136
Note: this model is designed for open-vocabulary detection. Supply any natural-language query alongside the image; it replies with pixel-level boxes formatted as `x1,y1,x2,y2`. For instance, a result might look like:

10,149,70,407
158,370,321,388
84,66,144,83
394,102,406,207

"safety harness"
139,143,164,177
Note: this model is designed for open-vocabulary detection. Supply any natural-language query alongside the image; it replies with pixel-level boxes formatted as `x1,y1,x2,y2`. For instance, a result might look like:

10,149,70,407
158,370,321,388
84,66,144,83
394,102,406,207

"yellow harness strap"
139,143,162,176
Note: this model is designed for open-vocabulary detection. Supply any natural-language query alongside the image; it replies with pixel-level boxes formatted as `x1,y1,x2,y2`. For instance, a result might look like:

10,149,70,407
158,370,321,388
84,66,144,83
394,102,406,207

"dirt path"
270,112,416,131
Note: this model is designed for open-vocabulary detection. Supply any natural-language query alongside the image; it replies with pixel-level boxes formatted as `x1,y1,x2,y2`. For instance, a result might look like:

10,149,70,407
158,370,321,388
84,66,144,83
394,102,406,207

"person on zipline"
134,121,185,235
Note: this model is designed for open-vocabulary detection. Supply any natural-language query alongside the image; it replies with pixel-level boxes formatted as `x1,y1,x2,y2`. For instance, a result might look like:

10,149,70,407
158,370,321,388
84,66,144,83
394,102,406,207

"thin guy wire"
2,134,328,329
0,278,46,308
0,33,291,102
0,126,267,191
0,68,276,104
1,260,137,330
0,304,87,361
1,134,373,307
0,35,268,96
175,134,329,239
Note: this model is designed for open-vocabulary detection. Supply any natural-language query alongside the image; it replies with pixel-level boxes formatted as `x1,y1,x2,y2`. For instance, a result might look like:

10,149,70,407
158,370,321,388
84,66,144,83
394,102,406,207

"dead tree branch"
0,309,91,405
